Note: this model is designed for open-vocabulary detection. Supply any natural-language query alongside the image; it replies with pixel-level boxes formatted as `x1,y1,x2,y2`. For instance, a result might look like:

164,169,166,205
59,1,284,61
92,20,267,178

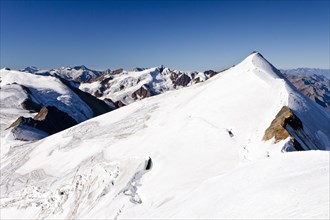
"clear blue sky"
1,0,329,71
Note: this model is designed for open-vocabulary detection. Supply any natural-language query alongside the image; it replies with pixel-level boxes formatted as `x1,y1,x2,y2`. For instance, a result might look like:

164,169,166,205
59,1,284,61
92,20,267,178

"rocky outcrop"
194,77,201,84
58,78,112,117
111,69,124,75
131,85,153,100
285,74,330,110
263,106,308,151
169,71,179,82
115,100,126,108
8,106,78,139
21,98,42,113
204,70,218,78
6,77,113,141
173,74,191,87
19,85,42,112
133,67,146,72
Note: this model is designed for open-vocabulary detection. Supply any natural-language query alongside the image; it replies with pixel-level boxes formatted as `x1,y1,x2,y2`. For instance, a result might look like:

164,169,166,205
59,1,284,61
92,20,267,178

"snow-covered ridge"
12,60,330,110
0,69,112,155
1,69,94,122
1,52,329,219
281,68,330,79
15,63,221,106
78,66,218,105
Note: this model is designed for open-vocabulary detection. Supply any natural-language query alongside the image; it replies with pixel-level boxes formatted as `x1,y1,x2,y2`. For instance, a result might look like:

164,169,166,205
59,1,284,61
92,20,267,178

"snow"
47,66,102,82
0,69,97,156
0,82,37,157
1,53,329,219
143,151,329,219
79,67,206,105
0,69,94,123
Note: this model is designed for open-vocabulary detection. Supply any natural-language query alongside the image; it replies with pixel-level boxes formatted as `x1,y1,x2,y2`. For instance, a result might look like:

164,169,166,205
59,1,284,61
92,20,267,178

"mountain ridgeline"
0,52,329,219
1,57,329,144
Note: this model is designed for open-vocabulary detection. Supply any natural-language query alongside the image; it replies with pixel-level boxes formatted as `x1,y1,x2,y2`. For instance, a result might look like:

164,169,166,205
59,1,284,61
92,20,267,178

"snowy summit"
0,52,329,219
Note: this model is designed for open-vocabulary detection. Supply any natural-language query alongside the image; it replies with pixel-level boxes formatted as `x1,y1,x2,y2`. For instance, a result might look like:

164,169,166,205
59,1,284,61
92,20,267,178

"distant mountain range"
1,52,329,219
283,73,330,110
13,66,330,109
1,61,329,145
281,68,329,79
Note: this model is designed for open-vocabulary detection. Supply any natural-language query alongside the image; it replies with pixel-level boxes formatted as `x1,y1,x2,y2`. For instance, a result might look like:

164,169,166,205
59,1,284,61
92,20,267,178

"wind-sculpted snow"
1,153,152,219
1,52,329,219
0,70,94,123
0,69,113,155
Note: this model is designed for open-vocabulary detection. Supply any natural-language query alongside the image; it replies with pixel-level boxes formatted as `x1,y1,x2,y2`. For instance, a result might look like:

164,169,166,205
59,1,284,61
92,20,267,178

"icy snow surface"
0,69,95,156
0,53,329,219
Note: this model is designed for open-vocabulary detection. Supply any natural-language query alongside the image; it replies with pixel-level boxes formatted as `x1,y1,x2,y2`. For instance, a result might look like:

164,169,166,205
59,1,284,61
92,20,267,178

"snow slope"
1,53,329,219
1,69,94,122
79,66,213,105
0,69,94,156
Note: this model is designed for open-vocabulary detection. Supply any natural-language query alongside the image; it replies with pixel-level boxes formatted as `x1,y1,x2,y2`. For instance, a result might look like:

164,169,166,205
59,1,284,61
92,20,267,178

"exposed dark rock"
131,85,153,100
204,70,218,78
132,67,146,72
93,84,107,97
58,78,112,117
101,77,113,85
32,106,77,135
111,69,123,75
88,74,113,84
33,106,77,133
262,106,309,151
20,66,39,73
18,85,42,112
174,74,191,87
115,100,126,108
226,129,234,137
157,65,165,73
7,116,32,129
194,77,201,84
8,106,78,136
20,85,33,95
21,98,42,113
94,90,103,97
73,65,88,71
145,157,153,170
170,71,179,82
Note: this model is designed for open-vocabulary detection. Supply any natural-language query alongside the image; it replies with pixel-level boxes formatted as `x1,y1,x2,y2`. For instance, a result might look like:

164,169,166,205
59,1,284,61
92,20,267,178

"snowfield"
0,69,95,157
0,69,94,123
0,53,329,219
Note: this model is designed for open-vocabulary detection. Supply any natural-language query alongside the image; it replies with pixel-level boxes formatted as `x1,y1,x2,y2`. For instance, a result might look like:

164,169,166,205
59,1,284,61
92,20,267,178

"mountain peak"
248,51,266,61
73,65,89,71
20,66,39,73
236,51,285,80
